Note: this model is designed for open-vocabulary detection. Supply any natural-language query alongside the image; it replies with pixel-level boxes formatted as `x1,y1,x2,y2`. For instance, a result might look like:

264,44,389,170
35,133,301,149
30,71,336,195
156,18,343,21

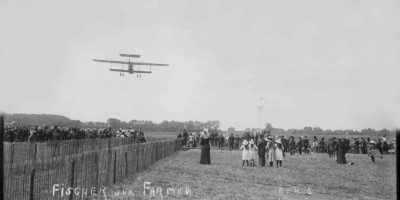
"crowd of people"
187,129,395,167
3,125,148,143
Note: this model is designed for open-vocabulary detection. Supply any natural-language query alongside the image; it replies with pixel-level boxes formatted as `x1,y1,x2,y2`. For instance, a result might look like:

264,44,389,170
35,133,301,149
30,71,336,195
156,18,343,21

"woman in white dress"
275,139,285,167
266,137,276,167
240,140,249,166
248,139,258,167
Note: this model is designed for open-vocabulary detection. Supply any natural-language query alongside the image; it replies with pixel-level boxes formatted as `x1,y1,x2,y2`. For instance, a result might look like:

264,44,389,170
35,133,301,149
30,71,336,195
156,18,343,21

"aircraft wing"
119,54,141,58
130,62,169,66
109,69,152,73
109,69,129,72
132,70,152,74
93,59,128,65
93,59,168,66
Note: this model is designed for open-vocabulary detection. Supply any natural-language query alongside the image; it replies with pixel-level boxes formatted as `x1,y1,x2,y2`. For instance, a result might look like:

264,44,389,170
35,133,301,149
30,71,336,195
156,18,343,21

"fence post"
0,115,4,200
136,144,139,172
113,150,117,184
125,152,128,176
95,153,99,190
69,161,75,200
9,143,14,172
29,168,35,200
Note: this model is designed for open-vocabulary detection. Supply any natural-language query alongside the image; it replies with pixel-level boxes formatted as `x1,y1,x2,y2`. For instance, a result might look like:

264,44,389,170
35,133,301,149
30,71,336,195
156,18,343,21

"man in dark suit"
354,137,360,154
257,135,268,167
182,129,188,146
296,137,303,155
281,136,288,152
302,136,309,154
228,133,235,150
218,134,225,149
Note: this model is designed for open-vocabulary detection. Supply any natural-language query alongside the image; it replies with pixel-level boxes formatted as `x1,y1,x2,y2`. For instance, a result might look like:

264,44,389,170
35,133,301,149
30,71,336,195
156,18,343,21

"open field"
102,149,396,200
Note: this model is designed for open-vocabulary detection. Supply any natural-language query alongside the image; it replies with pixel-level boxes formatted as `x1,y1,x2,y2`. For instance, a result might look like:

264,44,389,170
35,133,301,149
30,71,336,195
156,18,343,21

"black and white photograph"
0,0,398,199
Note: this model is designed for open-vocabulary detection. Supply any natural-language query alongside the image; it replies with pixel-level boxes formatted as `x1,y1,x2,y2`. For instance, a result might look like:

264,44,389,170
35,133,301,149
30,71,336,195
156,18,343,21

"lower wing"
109,69,151,73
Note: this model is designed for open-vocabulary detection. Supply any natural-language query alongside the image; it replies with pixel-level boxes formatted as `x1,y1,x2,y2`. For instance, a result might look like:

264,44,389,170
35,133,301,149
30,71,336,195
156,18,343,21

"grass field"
101,149,396,200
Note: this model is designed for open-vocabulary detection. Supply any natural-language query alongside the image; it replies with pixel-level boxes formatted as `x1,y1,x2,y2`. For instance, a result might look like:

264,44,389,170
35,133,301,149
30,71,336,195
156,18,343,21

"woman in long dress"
266,137,276,167
240,139,249,166
200,132,211,165
275,139,285,167
248,139,258,167
335,138,347,164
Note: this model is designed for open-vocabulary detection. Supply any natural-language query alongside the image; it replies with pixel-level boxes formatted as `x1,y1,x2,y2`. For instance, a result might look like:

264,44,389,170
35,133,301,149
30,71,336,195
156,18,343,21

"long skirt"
266,148,276,162
275,148,283,161
248,150,256,160
242,149,249,160
200,146,211,164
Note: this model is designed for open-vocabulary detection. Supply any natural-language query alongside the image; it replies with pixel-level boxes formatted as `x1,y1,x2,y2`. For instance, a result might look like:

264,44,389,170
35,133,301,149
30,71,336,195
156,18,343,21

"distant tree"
303,127,312,134
227,127,236,132
265,123,273,132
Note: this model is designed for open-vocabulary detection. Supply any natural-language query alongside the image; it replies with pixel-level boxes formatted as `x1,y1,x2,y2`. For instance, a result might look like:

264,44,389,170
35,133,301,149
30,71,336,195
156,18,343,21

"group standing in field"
189,129,395,167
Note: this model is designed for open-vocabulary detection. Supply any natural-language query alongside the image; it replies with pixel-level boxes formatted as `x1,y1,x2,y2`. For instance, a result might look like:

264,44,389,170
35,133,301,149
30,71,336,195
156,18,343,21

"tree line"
4,113,220,132
227,123,395,137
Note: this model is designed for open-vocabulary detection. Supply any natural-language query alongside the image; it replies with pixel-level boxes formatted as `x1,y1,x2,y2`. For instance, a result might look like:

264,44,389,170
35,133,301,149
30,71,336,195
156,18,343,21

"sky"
1,0,399,131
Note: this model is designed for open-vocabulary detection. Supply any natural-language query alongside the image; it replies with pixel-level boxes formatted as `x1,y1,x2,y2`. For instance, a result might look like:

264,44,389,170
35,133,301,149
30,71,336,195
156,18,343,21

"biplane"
93,54,169,77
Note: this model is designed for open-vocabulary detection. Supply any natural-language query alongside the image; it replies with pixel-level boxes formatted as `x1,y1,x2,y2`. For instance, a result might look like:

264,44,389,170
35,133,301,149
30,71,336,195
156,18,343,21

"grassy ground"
101,149,396,200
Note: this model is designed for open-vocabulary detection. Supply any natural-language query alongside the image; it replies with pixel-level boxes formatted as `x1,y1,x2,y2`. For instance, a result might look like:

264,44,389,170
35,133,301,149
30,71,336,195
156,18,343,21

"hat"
249,140,254,145
276,139,282,144
243,140,249,145
370,140,376,144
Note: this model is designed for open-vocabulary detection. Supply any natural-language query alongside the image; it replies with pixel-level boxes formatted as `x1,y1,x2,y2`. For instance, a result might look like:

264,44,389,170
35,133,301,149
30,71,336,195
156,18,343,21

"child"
248,139,258,167
240,140,249,166
275,139,285,167
367,140,383,162
266,137,276,167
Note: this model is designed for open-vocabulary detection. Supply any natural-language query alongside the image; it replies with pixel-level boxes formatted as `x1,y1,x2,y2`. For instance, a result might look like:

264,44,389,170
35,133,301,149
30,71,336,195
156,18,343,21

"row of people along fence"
3,137,183,200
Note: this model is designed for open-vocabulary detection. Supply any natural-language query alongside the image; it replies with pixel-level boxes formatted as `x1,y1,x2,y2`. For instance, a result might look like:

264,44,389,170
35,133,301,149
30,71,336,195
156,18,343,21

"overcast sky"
1,0,399,131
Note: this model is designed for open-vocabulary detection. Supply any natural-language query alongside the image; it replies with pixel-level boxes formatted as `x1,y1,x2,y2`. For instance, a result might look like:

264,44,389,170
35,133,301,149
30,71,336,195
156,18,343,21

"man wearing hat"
257,134,268,166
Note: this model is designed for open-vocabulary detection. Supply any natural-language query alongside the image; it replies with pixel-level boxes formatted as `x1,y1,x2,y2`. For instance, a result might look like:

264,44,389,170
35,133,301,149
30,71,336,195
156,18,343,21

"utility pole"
257,98,267,135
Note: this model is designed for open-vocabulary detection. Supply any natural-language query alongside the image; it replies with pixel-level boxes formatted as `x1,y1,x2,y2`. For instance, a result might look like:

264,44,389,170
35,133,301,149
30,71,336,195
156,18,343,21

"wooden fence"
3,137,183,200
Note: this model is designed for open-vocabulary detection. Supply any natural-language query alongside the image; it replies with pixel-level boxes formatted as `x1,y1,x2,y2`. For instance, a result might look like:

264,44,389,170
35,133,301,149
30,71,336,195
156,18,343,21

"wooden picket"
3,138,183,200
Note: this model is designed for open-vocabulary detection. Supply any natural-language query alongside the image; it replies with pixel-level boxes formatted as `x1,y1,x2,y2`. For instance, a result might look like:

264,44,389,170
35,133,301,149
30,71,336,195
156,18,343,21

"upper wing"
93,59,168,66
93,59,128,65
119,54,141,58
132,62,169,66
